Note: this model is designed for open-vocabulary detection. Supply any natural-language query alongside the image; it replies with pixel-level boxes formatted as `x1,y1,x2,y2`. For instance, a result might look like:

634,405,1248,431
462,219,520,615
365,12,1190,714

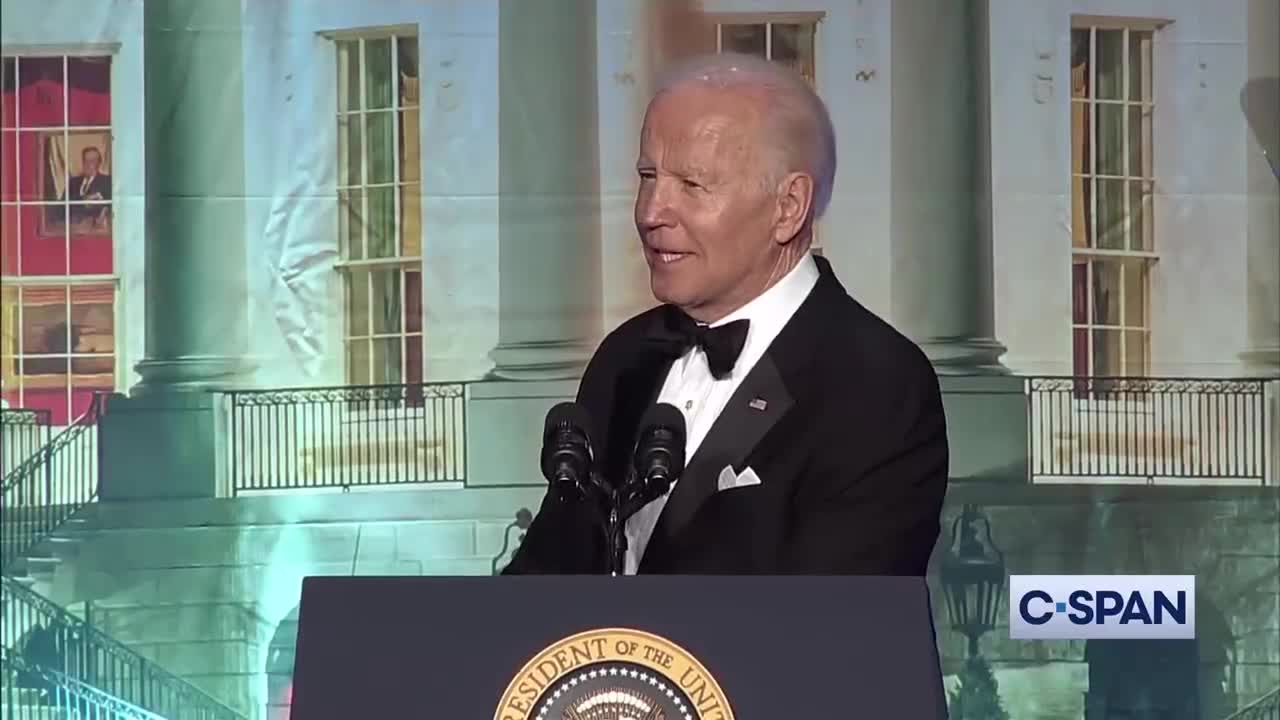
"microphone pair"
539,401,687,514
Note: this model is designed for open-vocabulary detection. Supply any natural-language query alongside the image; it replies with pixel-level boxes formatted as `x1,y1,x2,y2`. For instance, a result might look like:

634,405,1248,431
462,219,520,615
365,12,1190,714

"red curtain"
0,55,113,277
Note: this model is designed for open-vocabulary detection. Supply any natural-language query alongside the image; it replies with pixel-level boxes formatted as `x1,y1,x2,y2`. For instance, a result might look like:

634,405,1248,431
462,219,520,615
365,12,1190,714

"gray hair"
652,51,837,220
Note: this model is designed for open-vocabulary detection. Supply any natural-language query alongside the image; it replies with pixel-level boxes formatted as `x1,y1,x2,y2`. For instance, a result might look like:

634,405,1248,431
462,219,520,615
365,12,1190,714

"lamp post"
940,503,1006,659
491,508,534,575
940,503,1009,720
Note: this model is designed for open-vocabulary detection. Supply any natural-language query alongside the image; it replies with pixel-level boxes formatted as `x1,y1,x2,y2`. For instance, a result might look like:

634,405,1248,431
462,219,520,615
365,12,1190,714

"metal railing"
1028,377,1273,483
1,394,105,568
224,382,467,495
1227,686,1280,720
2,646,167,720
1,576,246,720
1,409,52,481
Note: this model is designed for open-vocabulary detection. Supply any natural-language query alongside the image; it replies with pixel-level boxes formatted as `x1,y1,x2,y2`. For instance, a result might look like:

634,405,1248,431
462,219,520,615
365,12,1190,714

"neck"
685,236,809,324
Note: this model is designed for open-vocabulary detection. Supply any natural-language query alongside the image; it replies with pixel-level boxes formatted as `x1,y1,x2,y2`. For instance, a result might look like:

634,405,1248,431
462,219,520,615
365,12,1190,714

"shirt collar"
700,252,820,378
711,252,819,328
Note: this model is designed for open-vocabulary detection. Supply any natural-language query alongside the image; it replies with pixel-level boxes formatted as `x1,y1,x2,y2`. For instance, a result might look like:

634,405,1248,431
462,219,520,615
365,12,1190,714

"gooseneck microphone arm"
540,401,686,576
603,403,687,576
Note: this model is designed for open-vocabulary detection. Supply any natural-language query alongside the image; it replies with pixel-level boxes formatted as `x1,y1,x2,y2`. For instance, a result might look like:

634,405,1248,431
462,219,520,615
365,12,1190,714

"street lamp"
491,507,533,575
940,503,1006,659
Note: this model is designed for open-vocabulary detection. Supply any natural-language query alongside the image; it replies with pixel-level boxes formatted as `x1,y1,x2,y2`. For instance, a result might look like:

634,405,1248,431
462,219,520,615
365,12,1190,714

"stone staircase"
3,682,90,719
4,391,540,718
2,512,93,593
1,575,244,720
1225,685,1280,720
3,396,249,720
30,485,540,717
1213,550,1280,709
1,645,171,720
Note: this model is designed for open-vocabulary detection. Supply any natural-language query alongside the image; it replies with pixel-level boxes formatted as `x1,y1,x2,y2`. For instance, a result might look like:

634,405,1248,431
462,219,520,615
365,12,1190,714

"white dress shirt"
623,253,821,573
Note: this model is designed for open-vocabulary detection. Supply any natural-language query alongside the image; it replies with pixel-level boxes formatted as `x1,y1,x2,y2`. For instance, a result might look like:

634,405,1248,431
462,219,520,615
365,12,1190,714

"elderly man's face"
635,86,781,322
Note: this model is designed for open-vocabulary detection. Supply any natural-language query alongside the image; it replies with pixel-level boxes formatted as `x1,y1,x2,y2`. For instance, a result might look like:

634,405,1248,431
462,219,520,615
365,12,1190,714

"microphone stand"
592,471,628,577
607,497,626,577
600,471,671,577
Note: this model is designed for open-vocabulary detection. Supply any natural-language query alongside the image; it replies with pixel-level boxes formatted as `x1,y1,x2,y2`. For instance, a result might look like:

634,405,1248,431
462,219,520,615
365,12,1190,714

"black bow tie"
646,306,749,380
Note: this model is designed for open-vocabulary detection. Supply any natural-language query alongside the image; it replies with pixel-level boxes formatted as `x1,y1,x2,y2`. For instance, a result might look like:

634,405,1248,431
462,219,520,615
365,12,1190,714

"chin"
649,277,686,307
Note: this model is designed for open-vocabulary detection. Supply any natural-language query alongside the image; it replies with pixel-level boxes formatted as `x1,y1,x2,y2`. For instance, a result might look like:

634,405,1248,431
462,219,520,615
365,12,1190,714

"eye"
682,178,702,190
637,169,656,181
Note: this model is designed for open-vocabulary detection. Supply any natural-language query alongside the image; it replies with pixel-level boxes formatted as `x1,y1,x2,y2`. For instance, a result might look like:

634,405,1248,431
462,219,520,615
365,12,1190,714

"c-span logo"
1010,575,1196,640
495,628,735,720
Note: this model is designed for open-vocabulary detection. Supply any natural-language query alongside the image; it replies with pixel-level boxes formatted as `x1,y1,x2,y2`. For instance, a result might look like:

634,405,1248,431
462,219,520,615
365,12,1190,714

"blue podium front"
289,575,946,719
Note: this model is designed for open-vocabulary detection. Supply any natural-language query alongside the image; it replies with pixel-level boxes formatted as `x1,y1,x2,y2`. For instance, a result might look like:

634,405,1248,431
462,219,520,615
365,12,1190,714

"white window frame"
1069,21,1166,388
1,50,122,425
329,30,422,391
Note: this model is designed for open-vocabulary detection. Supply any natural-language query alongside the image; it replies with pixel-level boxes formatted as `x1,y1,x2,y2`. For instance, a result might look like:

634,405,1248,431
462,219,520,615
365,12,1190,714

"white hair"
652,51,837,220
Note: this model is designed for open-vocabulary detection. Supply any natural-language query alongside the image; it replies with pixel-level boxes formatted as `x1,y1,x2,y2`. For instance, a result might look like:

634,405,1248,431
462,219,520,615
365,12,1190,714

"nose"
635,179,675,233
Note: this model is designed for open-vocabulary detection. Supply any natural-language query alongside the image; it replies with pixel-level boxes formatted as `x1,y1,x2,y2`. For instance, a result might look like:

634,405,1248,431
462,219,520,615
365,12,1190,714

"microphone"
628,402,687,503
601,402,686,576
540,402,596,502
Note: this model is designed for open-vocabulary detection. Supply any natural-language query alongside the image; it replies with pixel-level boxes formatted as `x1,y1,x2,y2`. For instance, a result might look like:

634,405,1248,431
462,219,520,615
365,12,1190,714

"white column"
599,0,659,331
889,0,1008,375
133,0,251,393
468,1,602,488
488,0,601,381
1240,0,1280,375
889,0,1027,483
100,0,251,502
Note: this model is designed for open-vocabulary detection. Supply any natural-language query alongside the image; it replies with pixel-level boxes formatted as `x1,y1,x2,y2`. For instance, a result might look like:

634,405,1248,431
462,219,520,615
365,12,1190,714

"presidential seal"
495,628,734,720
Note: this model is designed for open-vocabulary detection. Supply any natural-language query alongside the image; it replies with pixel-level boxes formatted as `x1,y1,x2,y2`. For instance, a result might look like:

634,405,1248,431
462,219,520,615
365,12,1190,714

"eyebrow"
634,160,713,176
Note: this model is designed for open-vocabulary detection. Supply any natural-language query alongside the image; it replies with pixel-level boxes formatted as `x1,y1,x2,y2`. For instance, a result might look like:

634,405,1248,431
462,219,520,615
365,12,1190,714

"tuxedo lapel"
644,352,794,554
603,349,674,488
636,256,844,572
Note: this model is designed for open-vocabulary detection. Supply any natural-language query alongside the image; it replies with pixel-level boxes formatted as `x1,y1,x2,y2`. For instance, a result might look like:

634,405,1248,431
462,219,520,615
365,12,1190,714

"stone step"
1236,666,1280,709
0,686,52,708
2,514,91,568
0,702,70,720
1,558,38,586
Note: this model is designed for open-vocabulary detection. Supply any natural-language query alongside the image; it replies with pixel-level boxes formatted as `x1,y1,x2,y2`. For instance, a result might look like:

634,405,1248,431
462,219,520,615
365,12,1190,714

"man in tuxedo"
504,52,948,575
67,146,111,224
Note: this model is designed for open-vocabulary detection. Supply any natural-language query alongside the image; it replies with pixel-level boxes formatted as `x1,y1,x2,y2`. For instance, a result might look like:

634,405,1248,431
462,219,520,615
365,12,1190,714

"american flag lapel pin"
748,397,768,411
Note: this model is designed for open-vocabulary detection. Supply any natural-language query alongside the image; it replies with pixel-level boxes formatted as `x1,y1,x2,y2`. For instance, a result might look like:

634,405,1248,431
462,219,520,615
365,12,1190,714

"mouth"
645,246,693,265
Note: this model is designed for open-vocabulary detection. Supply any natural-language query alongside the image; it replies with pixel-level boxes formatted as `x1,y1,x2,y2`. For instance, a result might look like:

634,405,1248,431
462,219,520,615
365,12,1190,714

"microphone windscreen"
543,401,595,442
638,402,686,438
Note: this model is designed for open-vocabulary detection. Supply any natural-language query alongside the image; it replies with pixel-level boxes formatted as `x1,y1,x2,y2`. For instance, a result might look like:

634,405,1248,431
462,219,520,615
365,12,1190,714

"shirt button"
684,400,694,411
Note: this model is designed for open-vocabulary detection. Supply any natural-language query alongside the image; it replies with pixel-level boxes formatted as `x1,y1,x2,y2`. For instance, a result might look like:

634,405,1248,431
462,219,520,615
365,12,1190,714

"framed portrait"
38,130,113,238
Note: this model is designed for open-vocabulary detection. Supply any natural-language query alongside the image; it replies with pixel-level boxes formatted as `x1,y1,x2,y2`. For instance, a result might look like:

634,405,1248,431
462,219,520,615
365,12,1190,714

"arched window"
264,605,300,720
1084,598,1234,719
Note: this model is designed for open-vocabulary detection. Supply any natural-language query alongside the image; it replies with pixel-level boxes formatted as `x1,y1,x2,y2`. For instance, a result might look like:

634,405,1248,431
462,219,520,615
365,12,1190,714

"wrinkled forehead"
639,86,764,165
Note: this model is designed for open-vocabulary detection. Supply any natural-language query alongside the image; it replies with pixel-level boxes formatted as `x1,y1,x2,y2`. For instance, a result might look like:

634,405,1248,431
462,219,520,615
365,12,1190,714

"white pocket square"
717,465,762,492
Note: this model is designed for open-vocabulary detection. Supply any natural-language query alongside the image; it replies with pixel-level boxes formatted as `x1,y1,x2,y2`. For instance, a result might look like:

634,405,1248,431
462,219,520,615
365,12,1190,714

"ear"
772,171,815,245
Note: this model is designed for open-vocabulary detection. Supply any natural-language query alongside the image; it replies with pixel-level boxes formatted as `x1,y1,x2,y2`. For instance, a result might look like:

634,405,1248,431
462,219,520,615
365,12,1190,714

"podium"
289,575,947,719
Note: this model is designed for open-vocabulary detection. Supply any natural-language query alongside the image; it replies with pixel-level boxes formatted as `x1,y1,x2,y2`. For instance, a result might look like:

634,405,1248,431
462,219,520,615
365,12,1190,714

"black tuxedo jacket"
68,173,111,202
503,256,948,575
